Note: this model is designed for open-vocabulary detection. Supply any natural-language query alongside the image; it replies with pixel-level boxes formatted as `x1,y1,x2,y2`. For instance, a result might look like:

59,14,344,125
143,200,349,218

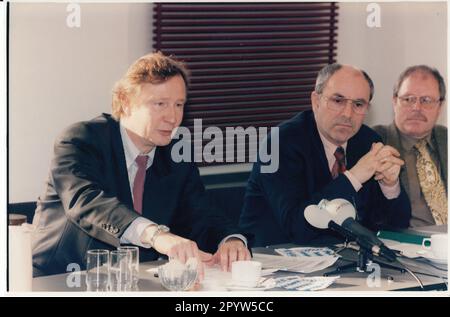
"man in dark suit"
32,52,250,277
373,65,447,227
240,64,411,247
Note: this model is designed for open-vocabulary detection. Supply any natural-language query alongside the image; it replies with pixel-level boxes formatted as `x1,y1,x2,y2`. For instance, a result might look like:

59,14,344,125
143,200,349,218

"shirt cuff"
120,217,155,248
343,170,362,192
219,234,248,249
378,179,401,199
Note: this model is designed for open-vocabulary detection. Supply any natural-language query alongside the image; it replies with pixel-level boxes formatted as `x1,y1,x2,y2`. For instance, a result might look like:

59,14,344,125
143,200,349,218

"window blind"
153,2,338,164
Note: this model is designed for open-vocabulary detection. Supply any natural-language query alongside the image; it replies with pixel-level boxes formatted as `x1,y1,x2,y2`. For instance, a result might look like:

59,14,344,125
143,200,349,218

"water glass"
117,246,139,290
109,250,132,291
86,249,110,292
158,258,198,291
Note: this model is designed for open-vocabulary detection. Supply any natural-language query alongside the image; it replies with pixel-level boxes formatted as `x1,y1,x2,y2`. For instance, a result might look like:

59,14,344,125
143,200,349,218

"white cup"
231,261,262,288
422,234,448,260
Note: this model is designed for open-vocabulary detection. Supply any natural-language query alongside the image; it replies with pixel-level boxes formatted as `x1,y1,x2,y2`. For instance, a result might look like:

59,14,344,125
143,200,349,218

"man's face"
311,67,370,146
393,72,442,140
121,75,186,152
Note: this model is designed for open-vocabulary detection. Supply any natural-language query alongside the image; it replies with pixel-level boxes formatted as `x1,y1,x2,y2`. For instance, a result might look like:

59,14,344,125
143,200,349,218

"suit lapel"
308,114,333,183
141,146,172,224
386,123,409,193
108,115,133,207
346,130,370,170
433,126,447,189
345,139,359,170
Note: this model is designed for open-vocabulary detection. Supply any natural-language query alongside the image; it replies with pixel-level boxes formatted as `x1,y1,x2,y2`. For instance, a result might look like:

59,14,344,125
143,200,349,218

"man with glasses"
240,64,411,247
373,66,447,227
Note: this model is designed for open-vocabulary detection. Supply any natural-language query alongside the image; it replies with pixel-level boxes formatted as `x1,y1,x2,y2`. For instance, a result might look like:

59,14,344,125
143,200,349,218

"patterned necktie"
415,139,447,225
133,155,149,214
331,146,346,179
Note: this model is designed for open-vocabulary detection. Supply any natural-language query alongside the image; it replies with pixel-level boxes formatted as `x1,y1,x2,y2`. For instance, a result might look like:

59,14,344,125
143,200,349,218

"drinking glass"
109,250,132,291
117,246,139,290
86,249,110,292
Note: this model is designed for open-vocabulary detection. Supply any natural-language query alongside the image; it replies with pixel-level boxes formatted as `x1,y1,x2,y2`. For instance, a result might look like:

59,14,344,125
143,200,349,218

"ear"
120,93,131,117
391,96,398,111
311,91,320,111
437,100,445,116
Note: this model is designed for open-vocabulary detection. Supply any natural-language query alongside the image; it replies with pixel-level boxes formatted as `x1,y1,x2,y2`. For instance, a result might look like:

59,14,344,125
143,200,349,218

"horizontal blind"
153,2,338,165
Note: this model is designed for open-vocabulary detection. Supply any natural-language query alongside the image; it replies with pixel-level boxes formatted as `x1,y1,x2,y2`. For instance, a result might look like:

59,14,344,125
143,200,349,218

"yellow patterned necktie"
415,139,447,225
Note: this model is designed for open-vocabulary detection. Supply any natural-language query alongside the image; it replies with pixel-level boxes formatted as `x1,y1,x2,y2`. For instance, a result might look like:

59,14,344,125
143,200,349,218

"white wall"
9,3,153,202
337,2,447,127
8,2,448,202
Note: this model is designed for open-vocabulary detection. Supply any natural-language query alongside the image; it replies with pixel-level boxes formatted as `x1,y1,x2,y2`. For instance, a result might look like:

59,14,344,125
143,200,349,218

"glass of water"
109,250,132,292
86,249,110,292
117,246,139,290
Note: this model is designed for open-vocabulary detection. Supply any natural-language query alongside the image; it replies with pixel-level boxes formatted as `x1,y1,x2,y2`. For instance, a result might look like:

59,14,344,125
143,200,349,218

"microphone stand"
324,221,406,276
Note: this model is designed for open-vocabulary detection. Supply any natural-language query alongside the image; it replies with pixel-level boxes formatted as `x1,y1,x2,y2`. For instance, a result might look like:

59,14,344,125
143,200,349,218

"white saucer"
416,250,448,265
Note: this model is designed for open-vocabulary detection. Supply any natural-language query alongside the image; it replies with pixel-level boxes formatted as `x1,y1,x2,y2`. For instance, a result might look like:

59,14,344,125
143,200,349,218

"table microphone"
305,199,397,262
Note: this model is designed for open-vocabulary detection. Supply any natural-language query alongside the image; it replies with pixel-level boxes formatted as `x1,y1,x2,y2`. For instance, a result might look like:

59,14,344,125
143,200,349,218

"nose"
164,104,178,124
410,100,422,111
341,101,353,118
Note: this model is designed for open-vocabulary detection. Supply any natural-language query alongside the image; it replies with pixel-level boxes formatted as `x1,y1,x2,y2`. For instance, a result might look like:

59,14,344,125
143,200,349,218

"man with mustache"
32,52,250,277
373,66,447,227
240,64,411,247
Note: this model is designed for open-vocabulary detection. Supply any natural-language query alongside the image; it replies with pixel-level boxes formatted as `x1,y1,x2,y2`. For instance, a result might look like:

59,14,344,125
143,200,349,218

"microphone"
305,199,397,262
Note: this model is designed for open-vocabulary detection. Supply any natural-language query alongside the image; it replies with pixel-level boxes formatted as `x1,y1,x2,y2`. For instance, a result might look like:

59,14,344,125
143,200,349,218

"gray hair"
314,63,375,101
393,65,446,102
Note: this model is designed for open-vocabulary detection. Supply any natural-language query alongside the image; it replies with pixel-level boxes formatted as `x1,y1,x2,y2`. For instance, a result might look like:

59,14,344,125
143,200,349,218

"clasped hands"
349,142,404,186
141,226,250,281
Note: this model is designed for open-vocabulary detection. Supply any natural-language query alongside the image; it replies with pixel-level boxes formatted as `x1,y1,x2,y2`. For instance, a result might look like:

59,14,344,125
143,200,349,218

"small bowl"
158,259,198,291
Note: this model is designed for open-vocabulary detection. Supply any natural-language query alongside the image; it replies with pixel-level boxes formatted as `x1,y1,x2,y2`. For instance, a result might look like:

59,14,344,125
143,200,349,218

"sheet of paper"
262,276,339,291
252,253,339,274
380,238,423,258
275,247,337,257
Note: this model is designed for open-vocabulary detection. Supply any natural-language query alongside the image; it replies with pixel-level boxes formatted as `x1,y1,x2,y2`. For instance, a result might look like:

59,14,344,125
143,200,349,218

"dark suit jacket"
239,110,411,247
32,114,244,276
372,123,447,194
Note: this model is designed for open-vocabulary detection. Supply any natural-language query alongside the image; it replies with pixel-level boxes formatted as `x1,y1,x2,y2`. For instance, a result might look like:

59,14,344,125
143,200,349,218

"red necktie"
331,146,346,179
133,155,149,214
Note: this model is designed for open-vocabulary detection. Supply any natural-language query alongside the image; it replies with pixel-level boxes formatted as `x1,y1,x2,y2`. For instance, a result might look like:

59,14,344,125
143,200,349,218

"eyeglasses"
320,94,369,115
396,95,442,110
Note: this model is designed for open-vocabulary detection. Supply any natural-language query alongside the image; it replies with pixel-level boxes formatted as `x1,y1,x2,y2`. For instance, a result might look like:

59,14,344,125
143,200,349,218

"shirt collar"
399,129,433,152
119,123,156,170
318,130,348,156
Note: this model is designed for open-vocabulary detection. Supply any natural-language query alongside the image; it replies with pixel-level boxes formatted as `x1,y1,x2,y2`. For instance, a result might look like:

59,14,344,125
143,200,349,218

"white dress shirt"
119,124,247,248
317,131,400,199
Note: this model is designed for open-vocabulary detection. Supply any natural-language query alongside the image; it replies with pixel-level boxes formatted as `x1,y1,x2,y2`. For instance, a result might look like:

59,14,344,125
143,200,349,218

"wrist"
141,224,170,247
379,178,398,187
224,237,244,245
348,167,364,184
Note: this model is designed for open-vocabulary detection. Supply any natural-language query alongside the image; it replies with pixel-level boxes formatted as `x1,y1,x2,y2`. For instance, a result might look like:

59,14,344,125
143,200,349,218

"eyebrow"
145,97,186,103
332,93,367,103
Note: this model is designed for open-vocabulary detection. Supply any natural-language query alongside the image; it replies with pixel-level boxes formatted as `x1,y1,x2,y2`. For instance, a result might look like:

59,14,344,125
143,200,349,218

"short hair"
314,63,375,101
393,65,446,102
111,51,189,120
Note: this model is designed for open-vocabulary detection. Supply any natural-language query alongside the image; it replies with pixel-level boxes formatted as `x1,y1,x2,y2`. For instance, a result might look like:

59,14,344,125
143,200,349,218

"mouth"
405,117,427,123
335,124,353,129
159,130,173,137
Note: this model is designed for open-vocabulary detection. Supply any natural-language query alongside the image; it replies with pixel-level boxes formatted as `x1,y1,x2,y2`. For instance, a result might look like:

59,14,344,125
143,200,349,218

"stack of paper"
253,247,339,274
262,276,339,291
275,247,337,257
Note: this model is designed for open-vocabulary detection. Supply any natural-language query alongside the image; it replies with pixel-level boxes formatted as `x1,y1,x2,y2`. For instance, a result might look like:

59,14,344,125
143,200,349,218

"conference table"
32,227,448,292
32,253,446,292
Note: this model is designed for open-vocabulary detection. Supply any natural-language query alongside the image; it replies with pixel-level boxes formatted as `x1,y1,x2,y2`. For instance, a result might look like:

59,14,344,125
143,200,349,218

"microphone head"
305,198,356,229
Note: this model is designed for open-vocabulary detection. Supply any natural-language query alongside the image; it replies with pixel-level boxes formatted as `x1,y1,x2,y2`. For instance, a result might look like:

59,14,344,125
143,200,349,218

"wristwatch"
149,224,170,247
